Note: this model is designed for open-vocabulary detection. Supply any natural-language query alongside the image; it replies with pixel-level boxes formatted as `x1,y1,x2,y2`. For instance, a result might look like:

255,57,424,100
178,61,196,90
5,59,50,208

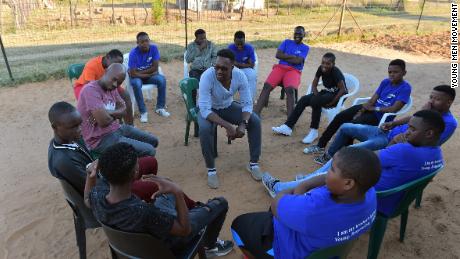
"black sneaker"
205,239,234,257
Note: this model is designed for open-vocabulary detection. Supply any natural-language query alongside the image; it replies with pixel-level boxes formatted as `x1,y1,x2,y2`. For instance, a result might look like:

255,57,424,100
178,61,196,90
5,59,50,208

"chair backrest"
67,63,85,85
180,78,199,119
343,73,360,97
184,51,189,79
58,179,100,229
307,239,355,259
377,166,443,217
254,51,259,74
100,222,176,259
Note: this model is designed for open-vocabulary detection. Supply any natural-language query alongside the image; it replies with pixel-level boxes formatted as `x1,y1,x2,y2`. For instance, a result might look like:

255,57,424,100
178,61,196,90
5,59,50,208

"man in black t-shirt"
84,142,234,257
272,52,347,144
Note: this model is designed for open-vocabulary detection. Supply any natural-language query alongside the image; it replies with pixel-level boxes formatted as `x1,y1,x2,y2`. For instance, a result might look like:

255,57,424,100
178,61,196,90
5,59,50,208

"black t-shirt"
315,66,346,92
90,185,175,242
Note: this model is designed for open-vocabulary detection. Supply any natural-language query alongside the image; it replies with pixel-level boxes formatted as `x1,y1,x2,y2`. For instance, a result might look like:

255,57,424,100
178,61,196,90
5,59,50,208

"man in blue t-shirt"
228,31,257,100
254,26,310,118
304,59,411,157
317,85,456,164
264,110,445,217
231,147,381,259
128,32,170,123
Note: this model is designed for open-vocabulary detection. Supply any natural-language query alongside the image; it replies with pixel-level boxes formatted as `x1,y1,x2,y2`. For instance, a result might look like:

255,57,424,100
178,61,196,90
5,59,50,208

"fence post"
0,35,14,81
416,0,426,33
337,0,346,37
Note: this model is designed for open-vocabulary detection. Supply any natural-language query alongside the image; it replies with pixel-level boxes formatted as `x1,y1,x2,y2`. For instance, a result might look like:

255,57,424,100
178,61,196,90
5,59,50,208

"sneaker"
155,108,170,117
207,172,219,189
272,124,292,136
205,239,234,257
140,112,148,123
314,152,331,165
302,129,318,144
246,163,263,181
262,172,279,198
303,145,325,155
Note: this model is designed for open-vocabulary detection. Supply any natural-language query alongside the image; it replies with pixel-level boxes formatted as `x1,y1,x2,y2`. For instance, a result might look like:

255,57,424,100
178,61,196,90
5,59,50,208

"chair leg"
185,120,191,146
73,215,87,259
367,216,388,259
415,192,423,208
399,210,409,242
213,126,218,158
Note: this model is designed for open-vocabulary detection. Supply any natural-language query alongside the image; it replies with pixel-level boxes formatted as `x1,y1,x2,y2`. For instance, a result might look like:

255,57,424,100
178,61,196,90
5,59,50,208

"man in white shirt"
198,49,263,189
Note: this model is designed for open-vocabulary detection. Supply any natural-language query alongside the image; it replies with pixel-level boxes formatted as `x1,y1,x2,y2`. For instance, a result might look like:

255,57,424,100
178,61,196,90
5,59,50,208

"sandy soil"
0,44,458,259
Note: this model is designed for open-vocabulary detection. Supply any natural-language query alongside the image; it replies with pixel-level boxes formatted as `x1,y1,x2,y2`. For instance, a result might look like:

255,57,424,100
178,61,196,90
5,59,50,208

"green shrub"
151,0,164,25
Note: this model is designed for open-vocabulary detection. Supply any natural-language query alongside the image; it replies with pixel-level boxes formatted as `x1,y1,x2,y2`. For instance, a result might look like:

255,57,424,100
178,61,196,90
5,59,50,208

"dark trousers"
172,197,228,252
231,212,274,259
189,69,206,104
317,104,380,148
285,90,337,129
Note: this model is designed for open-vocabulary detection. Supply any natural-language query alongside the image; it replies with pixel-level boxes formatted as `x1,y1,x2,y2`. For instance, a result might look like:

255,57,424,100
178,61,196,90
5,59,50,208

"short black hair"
295,25,305,32
234,31,245,39
106,49,123,60
335,147,381,194
389,59,406,71
217,49,235,62
99,143,137,186
323,52,336,63
413,110,445,139
136,32,149,40
48,101,76,125
194,29,206,37
433,84,456,101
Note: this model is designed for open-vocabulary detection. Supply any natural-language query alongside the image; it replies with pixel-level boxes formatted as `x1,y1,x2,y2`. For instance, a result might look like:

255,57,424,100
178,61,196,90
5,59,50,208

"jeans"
285,90,337,129
94,124,159,157
317,104,380,148
273,160,331,193
130,73,167,113
198,102,261,169
171,197,229,251
240,68,257,100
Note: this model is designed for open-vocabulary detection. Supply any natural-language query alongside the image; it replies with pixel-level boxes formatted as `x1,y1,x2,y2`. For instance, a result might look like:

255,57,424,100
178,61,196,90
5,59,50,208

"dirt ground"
0,44,458,259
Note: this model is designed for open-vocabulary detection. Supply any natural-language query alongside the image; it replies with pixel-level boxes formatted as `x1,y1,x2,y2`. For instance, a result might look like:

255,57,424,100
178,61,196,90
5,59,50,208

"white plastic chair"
352,95,413,126
123,53,164,115
306,73,360,124
183,51,189,79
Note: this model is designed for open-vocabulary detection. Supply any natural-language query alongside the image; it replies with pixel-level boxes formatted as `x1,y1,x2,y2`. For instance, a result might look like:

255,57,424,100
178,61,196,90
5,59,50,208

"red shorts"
74,83,125,100
265,64,302,90
131,156,196,208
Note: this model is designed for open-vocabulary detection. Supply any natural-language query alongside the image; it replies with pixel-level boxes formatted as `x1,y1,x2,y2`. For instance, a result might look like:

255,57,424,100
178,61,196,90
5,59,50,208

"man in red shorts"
73,49,133,125
254,26,310,118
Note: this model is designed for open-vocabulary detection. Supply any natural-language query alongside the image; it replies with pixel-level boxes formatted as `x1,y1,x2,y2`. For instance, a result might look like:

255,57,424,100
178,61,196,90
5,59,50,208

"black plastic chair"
58,179,100,259
100,222,207,259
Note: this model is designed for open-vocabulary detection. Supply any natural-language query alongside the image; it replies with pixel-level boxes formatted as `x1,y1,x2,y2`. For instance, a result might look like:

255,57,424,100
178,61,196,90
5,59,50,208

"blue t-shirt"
228,43,256,65
387,111,457,145
375,143,443,216
374,78,412,121
128,44,160,71
277,39,309,71
273,186,377,259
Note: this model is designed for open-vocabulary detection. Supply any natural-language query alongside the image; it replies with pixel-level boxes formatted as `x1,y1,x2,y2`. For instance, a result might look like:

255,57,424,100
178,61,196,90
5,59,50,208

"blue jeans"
327,123,390,157
273,160,331,193
130,74,167,113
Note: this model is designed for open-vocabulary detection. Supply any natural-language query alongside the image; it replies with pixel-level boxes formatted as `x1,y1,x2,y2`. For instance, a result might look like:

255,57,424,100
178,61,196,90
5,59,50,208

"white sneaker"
272,124,292,136
302,129,318,144
140,112,148,123
155,108,170,117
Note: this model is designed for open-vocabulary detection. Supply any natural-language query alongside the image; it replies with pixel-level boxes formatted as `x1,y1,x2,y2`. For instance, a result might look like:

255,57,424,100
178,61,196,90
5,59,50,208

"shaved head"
99,63,126,91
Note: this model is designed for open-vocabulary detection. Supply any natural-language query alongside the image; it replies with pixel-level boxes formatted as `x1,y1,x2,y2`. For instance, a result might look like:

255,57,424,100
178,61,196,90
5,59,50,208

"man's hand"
225,125,237,140
362,102,375,111
147,177,183,200
388,132,407,146
353,110,363,120
323,102,336,108
380,121,395,132
86,160,99,179
235,124,246,138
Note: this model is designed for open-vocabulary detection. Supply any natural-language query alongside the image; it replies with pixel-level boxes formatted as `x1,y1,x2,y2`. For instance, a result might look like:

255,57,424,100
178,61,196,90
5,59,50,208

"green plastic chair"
179,78,230,158
307,239,355,259
67,63,85,88
367,166,443,259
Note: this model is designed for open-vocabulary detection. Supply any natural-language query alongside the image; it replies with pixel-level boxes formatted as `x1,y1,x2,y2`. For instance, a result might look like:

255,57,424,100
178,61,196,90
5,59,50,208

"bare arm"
235,58,255,69
83,160,98,208
325,80,347,107
169,192,191,236
128,60,159,78
91,101,126,128
311,77,320,95
275,49,304,64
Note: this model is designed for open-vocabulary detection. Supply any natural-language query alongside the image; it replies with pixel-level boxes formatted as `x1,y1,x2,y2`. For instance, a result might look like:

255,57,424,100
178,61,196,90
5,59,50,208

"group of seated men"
48,23,457,258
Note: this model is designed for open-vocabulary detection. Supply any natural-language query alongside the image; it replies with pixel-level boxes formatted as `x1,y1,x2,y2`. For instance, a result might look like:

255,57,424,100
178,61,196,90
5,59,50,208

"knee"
310,95,322,108
130,78,142,88
262,83,273,91
198,121,213,136
249,113,261,128
157,75,167,87
209,196,228,210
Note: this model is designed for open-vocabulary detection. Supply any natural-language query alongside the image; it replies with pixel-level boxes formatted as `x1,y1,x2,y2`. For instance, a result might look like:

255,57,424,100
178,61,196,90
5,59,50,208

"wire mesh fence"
0,0,452,85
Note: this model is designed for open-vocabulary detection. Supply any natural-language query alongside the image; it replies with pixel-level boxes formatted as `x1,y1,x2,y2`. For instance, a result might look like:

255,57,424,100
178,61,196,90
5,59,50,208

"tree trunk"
133,0,138,24
88,0,92,25
0,0,3,33
69,0,73,27
394,0,405,11
239,0,245,20
141,0,148,24
275,0,279,15
164,0,169,22
111,0,115,24
195,0,199,21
